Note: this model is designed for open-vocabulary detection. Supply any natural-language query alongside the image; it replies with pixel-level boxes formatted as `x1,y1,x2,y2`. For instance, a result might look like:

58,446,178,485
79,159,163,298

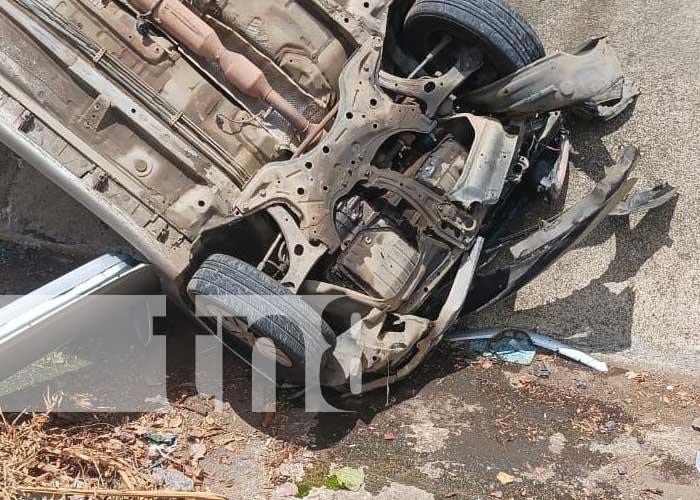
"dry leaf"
625,371,648,383
190,443,207,466
117,431,137,445
184,464,204,482
383,431,396,441
261,412,276,428
105,439,123,451
164,414,183,429
496,471,515,484
187,428,208,439
213,433,243,446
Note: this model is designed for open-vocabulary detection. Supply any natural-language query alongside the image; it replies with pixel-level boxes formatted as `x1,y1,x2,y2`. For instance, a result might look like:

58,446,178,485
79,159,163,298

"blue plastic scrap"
447,327,608,372
469,330,537,365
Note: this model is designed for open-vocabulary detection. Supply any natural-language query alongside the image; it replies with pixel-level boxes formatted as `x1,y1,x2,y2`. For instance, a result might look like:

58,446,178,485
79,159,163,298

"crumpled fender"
464,38,637,117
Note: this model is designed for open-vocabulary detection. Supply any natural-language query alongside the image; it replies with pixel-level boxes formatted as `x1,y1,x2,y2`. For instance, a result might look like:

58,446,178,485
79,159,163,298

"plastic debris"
548,433,567,454
148,432,177,446
609,183,677,216
333,467,365,492
148,444,162,459
147,432,177,467
151,468,194,491
533,364,551,378
467,329,537,366
604,420,617,433
447,328,608,372
695,451,700,474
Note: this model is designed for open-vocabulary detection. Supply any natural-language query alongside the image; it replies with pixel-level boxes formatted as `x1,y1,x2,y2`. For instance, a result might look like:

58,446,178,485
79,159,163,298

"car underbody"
0,0,676,391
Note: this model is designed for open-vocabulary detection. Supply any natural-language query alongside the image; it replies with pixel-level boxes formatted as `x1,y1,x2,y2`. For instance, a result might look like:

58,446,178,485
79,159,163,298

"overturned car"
0,0,675,391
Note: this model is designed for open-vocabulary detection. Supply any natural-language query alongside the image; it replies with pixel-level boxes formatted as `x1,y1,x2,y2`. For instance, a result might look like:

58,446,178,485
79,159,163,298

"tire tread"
187,255,335,380
405,0,544,75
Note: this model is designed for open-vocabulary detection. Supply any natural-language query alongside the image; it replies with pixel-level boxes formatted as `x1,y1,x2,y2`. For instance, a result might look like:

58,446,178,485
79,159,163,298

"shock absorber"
130,0,322,140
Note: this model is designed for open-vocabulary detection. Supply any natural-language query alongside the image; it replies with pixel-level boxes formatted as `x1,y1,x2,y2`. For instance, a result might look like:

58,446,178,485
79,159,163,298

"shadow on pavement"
465,106,677,354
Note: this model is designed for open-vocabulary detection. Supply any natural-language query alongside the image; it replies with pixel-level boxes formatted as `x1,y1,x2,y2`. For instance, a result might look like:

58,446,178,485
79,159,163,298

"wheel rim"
226,317,294,368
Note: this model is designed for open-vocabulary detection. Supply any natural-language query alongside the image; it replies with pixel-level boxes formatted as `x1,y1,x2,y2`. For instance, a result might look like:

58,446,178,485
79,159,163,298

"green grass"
295,465,343,498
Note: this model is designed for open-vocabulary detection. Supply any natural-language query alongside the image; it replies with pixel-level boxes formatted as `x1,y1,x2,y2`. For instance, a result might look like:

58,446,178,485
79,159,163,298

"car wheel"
403,0,545,85
187,254,336,384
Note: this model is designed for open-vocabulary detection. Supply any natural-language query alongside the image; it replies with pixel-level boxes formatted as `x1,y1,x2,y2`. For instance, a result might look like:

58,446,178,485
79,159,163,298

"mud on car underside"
0,0,676,391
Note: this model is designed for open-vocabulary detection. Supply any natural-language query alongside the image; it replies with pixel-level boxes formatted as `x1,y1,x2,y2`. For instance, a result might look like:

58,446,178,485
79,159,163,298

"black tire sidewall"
188,255,335,385
403,0,545,79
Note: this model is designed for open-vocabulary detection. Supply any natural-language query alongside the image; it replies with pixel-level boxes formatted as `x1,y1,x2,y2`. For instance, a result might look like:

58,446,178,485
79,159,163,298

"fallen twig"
629,457,661,478
17,486,227,499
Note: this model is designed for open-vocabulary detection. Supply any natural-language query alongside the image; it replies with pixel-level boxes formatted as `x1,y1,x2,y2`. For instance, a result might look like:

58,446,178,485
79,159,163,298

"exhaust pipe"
131,0,321,139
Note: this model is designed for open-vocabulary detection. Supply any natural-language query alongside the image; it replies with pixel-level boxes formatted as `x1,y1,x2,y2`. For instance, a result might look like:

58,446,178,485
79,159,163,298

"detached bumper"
463,145,640,313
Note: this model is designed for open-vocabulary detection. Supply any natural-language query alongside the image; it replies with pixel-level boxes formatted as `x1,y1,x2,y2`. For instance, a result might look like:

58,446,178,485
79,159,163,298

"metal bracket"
267,205,328,292
443,114,521,208
225,37,484,254
79,94,111,132
377,49,483,117
229,37,439,251
363,168,476,248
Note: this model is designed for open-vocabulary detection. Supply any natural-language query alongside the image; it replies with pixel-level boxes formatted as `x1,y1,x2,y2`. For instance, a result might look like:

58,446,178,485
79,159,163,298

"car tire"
403,0,545,80
187,254,336,383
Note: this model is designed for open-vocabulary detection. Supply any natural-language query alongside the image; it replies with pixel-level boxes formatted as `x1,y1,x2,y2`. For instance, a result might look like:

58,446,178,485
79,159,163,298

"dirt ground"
1,0,700,498
2,292,698,499
172,334,700,500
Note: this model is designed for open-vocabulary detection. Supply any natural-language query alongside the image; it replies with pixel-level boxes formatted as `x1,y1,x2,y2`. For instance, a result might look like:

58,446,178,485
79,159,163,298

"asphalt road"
0,0,698,375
